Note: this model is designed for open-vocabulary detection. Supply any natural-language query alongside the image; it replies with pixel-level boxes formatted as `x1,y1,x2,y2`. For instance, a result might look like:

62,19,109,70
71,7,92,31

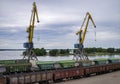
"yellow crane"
23,1,39,60
74,12,96,61
27,1,39,44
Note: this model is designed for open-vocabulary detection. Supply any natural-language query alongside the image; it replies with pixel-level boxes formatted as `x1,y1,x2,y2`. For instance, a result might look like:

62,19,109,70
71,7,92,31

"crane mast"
23,1,39,60
74,12,96,61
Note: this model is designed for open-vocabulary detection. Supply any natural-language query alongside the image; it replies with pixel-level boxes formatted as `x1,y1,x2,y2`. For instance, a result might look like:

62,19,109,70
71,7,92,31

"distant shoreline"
1,48,120,57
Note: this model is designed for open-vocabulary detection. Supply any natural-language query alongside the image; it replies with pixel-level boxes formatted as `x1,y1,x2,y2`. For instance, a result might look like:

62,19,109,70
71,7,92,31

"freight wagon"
5,71,53,84
53,67,84,82
84,64,106,76
36,60,78,71
0,59,31,74
36,61,56,70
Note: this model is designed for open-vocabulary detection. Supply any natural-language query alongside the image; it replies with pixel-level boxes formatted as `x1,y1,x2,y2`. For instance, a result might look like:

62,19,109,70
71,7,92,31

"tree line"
84,48,120,53
23,48,120,56
49,49,69,56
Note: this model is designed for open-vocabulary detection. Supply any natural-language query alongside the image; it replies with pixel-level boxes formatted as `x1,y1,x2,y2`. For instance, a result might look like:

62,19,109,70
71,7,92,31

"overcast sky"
0,0,120,49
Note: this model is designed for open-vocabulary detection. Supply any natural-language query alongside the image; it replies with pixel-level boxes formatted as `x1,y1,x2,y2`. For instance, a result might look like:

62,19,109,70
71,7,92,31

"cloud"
97,31,120,41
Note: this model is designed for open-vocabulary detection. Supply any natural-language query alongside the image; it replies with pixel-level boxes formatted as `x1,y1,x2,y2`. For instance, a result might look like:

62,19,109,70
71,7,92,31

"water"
0,51,120,61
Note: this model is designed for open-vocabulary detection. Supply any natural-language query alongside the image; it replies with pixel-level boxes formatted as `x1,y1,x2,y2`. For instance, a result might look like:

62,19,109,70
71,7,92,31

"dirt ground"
54,71,120,84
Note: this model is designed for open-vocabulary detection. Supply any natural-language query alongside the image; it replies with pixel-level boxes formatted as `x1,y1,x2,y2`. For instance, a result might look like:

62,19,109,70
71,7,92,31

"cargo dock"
0,0,120,84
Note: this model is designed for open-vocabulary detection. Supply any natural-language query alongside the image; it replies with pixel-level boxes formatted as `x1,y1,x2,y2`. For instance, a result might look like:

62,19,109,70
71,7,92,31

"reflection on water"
0,51,120,61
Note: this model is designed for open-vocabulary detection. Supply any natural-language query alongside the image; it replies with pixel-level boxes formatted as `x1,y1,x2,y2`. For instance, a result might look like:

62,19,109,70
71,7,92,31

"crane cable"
95,28,96,41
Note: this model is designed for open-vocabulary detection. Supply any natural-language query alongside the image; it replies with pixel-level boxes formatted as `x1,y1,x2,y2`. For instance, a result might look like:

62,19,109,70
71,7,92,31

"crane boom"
27,1,39,43
76,12,96,45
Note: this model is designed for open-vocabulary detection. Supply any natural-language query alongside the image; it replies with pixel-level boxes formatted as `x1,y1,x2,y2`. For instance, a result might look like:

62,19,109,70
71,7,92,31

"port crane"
74,12,96,61
23,1,39,60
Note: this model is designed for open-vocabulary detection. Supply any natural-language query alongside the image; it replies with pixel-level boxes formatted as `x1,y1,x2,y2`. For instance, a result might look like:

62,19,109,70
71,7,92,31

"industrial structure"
23,1,39,60
74,12,96,61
